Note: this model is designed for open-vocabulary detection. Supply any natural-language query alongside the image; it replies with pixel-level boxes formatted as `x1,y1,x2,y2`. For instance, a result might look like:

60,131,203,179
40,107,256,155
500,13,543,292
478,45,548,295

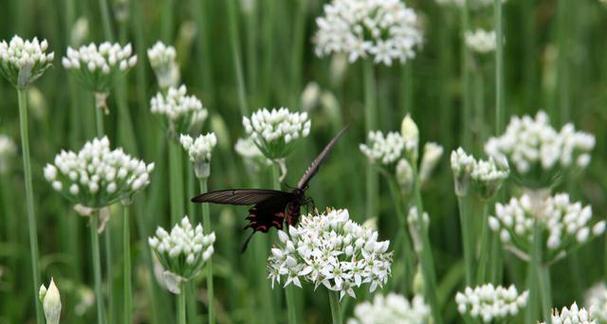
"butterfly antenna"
240,230,256,253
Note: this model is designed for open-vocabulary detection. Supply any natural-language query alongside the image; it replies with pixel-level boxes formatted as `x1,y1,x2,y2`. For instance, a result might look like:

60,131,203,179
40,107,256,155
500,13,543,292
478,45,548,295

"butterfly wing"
191,189,292,205
297,127,348,190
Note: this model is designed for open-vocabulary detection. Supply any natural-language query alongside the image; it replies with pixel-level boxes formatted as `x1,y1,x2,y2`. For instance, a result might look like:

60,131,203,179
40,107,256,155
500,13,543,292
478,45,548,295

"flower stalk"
199,178,215,324
328,291,342,324
90,213,106,324
364,61,378,219
123,204,133,324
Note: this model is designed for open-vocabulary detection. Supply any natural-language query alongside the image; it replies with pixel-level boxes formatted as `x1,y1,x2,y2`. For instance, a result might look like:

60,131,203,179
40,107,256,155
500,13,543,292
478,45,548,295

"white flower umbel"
62,42,137,93
455,284,528,323
180,133,217,179
147,41,180,89
148,216,215,293
347,294,430,324
242,107,311,160
39,278,62,324
488,193,605,263
585,282,607,323
0,134,17,174
419,142,444,185
360,131,405,165
267,209,392,300
44,137,154,209
0,36,54,88
314,0,423,65
485,111,595,188
541,302,596,324
465,29,496,54
150,85,207,135
451,147,509,199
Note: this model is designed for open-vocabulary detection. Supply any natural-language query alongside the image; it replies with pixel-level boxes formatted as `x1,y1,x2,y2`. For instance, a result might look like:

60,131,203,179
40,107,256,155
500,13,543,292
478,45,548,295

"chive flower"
147,41,179,89
396,158,414,194
348,293,430,324
465,29,496,54
180,133,217,179
455,284,528,323
0,134,16,174
450,147,509,200
148,216,216,294
242,107,311,160
39,278,62,324
419,142,444,185
488,193,605,263
585,282,607,323
150,85,207,135
485,111,595,188
267,209,392,300
0,36,54,88
43,137,154,209
359,131,405,166
314,0,423,65
540,302,596,324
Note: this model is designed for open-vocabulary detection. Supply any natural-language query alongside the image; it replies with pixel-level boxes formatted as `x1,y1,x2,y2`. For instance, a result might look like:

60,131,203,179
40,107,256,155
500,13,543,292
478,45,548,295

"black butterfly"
191,127,347,250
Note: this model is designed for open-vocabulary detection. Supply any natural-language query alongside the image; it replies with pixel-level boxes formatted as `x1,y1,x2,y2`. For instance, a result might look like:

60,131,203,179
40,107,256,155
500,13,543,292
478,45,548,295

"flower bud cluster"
0,36,54,88
147,41,180,89
585,282,607,323
450,147,509,199
180,133,217,178
150,85,207,134
44,137,154,208
455,284,528,322
465,29,496,54
348,294,430,324
541,302,596,324
267,209,392,300
39,278,61,324
359,131,405,165
419,142,444,185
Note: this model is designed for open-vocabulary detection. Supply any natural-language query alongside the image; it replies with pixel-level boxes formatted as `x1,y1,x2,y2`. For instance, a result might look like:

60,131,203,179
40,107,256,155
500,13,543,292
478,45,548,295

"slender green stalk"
98,0,114,42
461,0,472,148
199,178,215,324
328,291,342,324
285,286,298,324
169,138,185,223
91,214,106,324
532,224,552,323
556,0,570,124
177,289,187,324
494,0,505,134
386,176,414,293
457,196,474,286
94,94,104,138
290,0,306,107
227,0,249,115
162,0,175,42
123,205,132,324
363,61,378,219
475,203,490,284
17,88,43,324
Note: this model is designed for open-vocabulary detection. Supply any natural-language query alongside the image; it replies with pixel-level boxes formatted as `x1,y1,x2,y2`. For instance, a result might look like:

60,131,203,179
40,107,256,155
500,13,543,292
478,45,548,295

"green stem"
363,61,378,219
177,290,186,324
169,138,185,223
227,0,249,115
285,286,298,324
94,93,104,137
17,88,43,324
123,205,132,324
328,291,342,324
91,214,106,324
494,0,505,134
199,179,215,324
98,0,114,41
475,203,490,284
556,0,570,124
532,224,552,323
161,0,174,42
386,177,414,294
461,0,472,148
457,195,474,286
290,0,306,107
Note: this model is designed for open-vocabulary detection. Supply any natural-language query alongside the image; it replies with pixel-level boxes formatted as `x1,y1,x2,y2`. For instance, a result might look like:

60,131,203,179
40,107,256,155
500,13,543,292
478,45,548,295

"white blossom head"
347,294,430,324
235,137,272,169
465,29,496,54
450,147,509,199
44,137,154,209
39,278,62,324
147,41,180,89
360,131,405,166
242,107,311,160
0,134,17,174
150,85,207,135
455,284,528,323
62,42,137,92
419,142,444,185
488,192,605,263
541,302,596,324
148,216,215,292
314,0,423,66
485,111,595,188
180,133,217,178
0,36,54,88
585,282,607,323
267,209,392,300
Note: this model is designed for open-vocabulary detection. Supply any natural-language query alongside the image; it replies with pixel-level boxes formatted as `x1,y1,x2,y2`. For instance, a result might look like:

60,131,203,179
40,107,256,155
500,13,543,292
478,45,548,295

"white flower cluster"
485,111,595,187
149,216,216,284
455,284,528,322
0,135,17,174
541,302,596,324
0,36,54,88
360,131,405,165
62,42,137,92
150,85,207,134
147,41,179,89
267,209,392,300
314,0,423,65
465,29,496,54
348,294,430,324
180,133,217,178
44,137,154,208
242,107,311,160
585,283,607,323
450,147,509,199
488,193,605,262
235,137,272,167
419,142,444,184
